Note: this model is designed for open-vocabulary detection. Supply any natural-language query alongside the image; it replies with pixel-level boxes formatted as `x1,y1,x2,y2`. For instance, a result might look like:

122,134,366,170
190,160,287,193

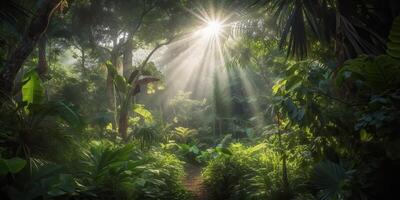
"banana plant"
107,39,175,142
105,62,159,142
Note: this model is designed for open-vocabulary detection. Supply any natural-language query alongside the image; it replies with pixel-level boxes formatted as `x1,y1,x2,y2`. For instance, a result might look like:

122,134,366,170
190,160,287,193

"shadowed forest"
1,0,400,199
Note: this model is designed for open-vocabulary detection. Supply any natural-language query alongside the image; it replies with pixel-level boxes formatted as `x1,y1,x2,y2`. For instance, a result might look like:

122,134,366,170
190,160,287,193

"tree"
0,0,63,95
116,39,176,141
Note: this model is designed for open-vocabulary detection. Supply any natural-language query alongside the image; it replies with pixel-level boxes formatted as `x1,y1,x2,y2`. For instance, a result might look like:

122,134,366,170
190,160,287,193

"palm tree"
256,0,400,63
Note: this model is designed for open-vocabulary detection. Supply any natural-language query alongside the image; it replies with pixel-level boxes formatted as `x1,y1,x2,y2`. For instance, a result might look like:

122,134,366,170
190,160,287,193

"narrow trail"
183,164,208,200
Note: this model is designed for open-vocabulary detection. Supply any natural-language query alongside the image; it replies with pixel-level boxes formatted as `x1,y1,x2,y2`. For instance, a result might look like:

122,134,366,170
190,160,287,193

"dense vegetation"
1,0,399,199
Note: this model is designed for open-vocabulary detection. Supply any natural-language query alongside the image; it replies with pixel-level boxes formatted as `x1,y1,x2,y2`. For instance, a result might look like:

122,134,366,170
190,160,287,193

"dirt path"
183,164,208,200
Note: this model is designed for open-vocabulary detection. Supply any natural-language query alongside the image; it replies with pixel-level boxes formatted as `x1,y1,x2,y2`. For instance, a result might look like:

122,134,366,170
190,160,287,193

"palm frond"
310,160,353,200
270,0,333,59
387,16,400,59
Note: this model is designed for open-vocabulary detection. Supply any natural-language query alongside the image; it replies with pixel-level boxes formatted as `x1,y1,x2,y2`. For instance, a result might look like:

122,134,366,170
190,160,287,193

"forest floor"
184,163,208,200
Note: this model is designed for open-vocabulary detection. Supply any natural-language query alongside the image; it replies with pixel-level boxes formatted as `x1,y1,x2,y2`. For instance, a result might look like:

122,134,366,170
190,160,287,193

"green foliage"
79,141,189,199
260,0,391,59
1,160,79,200
203,143,259,200
335,55,400,133
310,160,354,200
49,101,83,128
0,98,83,161
270,47,400,200
1,140,189,200
173,127,197,143
133,104,154,125
387,16,400,59
168,91,211,127
0,157,26,175
177,143,200,162
22,70,45,107
271,60,332,128
134,125,160,150
203,143,311,200
162,139,202,163
337,55,400,92
195,134,233,163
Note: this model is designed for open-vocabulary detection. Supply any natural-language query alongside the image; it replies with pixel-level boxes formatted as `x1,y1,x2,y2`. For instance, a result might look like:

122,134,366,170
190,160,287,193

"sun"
205,20,222,35
198,20,223,37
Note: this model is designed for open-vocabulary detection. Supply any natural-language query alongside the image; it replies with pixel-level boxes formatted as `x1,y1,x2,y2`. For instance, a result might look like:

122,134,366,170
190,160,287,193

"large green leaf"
22,70,45,106
133,104,153,124
105,61,131,94
0,157,27,175
48,101,83,128
114,74,127,93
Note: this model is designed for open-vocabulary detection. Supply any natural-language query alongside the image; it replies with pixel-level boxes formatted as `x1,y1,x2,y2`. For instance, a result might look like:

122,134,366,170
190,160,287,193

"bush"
77,140,190,199
0,140,190,200
203,143,311,200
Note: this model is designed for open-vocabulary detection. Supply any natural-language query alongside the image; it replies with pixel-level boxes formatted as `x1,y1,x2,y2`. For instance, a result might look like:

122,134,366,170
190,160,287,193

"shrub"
77,140,189,199
203,143,311,200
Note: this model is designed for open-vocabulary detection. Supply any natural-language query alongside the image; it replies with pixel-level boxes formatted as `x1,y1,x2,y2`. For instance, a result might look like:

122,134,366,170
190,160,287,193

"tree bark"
80,46,86,75
119,37,133,141
0,0,62,95
123,37,133,78
118,95,131,141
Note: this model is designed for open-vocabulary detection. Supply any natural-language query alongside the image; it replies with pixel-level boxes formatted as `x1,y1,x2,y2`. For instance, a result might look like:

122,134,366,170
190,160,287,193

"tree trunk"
276,113,290,190
37,36,48,78
0,0,62,95
281,147,290,190
80,46,86,75
123,37,133,78
119,36,133,140
115,37,132,140
118,95,131,141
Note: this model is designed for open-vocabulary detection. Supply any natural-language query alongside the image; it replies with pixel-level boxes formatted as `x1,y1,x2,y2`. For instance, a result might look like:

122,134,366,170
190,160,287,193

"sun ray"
148,5,246,113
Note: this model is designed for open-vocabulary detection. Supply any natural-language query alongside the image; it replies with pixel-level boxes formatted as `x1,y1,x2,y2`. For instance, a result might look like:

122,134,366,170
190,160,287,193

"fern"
387,16,400,59
337,55,400,92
